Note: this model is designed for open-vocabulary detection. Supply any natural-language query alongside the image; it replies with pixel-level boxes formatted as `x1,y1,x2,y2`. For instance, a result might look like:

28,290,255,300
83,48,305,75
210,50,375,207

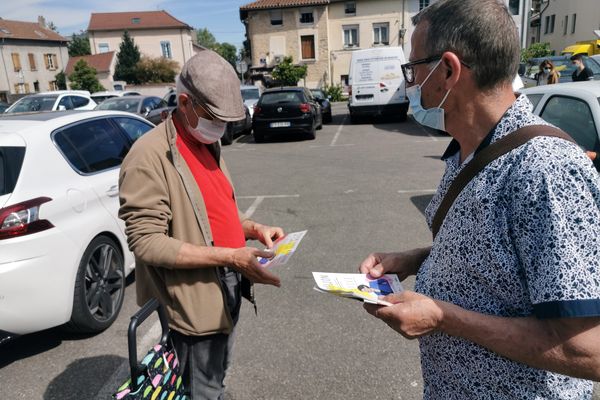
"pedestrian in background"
571,53,594,81
360,0,600,398
119,50,285,400
536,59,560,85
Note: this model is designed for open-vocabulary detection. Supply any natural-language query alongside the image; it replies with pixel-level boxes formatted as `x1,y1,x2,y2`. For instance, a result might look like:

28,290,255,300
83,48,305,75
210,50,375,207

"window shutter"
301,36,315,59
28,53,36,71
11,53,21,71
52,54,58,70
24,83,30,93
44,54,50,69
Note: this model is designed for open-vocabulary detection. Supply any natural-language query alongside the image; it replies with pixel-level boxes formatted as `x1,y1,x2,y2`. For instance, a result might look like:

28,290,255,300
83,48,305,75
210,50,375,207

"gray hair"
412,0,520,91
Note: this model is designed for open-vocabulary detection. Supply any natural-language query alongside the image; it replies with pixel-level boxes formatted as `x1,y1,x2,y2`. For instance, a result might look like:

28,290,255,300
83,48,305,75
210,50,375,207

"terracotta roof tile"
65,51,115,75
0,19,67,42
240,0,329,10
88,10,191,31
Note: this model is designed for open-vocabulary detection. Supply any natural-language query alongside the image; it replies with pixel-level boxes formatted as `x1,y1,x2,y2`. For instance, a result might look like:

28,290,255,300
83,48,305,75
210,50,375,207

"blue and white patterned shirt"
415,95,600,399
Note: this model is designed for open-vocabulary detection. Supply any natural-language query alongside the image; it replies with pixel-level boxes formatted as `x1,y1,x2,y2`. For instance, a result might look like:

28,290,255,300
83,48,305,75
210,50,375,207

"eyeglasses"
401,55,472,84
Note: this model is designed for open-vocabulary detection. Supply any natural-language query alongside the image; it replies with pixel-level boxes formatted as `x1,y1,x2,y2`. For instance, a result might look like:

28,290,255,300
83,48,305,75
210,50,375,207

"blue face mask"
406,59,451,131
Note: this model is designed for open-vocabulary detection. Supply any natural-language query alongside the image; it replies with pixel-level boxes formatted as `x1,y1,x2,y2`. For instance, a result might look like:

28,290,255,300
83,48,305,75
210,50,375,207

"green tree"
68,32,91,57
68,59,104,92
196,28,217,49
521,42,552,62
271,56,307,86
55,70,67,90
323,84,344,102
47,21,58,32
215,42,237,68
135,56,179,83
114,31,141,84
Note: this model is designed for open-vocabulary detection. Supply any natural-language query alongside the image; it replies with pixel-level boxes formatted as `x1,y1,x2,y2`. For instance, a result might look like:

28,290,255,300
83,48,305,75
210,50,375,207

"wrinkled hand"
359,252,419,281
363,291,444,339
253,223,285,248
230,247,280,287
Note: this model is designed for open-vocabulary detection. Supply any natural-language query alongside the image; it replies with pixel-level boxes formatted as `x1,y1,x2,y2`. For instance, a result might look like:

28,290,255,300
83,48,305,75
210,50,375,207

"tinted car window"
58,96,74,110
310,90,325,100
540,95,599,153
8,95,57,112
97,98,141,112
524,93,544,109
0,146,25,196
260,91,304,104
142,97,155,112
165,93,177,107
115,117,153,142
241,88,260,101
53,118,131,173
71,96,90,108
586,58,600,75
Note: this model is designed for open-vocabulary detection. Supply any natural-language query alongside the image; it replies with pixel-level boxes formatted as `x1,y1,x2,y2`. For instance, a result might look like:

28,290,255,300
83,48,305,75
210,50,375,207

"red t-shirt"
173,115,245,249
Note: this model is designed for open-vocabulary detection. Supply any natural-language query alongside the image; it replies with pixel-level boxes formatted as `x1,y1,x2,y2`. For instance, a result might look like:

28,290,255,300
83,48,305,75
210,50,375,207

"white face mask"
543,68,551,73
183,103,227,144
406,59,451,132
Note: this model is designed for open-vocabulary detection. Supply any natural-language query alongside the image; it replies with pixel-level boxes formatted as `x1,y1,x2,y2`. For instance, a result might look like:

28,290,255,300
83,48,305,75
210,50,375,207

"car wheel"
66,236,125,333
317,115,323,130
221,124,234,145
253,129,265,143
305,120,316,140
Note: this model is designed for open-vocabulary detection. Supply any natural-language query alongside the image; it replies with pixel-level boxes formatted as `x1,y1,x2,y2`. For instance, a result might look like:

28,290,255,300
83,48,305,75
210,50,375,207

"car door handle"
106,185,119,197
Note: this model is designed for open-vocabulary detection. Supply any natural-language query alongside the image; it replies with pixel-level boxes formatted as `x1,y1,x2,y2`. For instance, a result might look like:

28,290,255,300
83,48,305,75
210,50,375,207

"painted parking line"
237,194,301,218
330,115,348,146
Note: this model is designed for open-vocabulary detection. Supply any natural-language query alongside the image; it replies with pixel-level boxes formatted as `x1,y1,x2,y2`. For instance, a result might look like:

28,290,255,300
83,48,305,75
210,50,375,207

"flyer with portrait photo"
312,272,403,306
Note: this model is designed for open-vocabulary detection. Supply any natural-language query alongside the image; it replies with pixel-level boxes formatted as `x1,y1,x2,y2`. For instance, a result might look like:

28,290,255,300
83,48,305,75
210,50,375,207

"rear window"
8,96,57,113
260,91,304,105
91,95,115,103
0,146,25,196
242,88,260,101
97,98,140,112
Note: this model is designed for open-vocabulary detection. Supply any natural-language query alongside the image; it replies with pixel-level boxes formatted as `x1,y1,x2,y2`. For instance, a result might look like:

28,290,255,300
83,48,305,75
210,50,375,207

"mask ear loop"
421,58,444,88
438,88,452,108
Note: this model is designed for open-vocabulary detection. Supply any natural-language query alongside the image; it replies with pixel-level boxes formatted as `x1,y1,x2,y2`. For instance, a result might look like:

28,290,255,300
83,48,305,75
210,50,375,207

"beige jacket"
119,113,246,336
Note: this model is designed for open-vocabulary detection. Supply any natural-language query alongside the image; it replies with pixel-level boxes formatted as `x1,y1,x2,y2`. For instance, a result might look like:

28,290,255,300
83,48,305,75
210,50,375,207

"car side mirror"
58,105,66,111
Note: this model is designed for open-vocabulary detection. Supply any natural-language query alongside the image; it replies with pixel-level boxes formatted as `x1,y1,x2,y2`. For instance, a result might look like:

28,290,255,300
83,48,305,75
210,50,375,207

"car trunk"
259,92,307,120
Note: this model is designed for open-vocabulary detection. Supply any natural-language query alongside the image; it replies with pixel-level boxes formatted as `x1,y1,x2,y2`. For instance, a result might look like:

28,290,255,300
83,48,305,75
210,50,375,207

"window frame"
11,53,21,72
28,53,36,71
419,0,430,11
160,41,172,59
300,35,316,60
373,23,390,45
344,1,356,15
571,14,577,34
98,43,109,53
270,9,283,26
343,25,359,48
299,8,314,25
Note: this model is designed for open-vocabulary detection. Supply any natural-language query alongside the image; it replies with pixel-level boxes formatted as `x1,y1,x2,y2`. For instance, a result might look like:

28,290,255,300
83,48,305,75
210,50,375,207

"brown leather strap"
431,125,575,240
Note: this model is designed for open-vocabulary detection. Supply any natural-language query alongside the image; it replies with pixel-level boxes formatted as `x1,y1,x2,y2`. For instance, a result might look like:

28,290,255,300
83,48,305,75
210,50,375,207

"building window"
550,14,555,33
419,0,430,11
98,43,109,53
344,2,356,15
340,74,349,87
131,17,141,24
28,53,36,71
45,53,58,70
571,14,576,34
161,41,172,59
563,15,568,35
33,81,40,92
343,25,359,48
49,81,59,91
301,35,315,59
270,9,283,26
509,0,520,15
11,53,21,72
299,8,314,24
373,23,389,45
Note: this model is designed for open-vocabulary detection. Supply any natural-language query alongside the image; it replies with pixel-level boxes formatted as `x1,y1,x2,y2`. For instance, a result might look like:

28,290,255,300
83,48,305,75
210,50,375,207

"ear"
178,93,191,108
440,51,462,90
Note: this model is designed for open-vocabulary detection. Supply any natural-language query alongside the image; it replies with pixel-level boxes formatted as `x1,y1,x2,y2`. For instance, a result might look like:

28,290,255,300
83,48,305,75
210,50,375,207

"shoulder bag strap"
431,125,575,240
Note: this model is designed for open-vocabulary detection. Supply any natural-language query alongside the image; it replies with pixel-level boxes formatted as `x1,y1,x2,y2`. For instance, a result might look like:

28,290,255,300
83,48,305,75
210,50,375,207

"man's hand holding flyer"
258,230,307,268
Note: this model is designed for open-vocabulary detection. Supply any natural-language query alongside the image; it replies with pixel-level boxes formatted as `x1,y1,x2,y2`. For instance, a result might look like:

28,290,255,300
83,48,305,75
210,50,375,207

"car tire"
221,124,234,145
65,236,125,333
317,116,323,130
305,120,316,140
253,130,265,143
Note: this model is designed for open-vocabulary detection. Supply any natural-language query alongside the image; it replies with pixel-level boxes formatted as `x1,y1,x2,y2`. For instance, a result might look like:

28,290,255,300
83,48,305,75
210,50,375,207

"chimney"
38,16,46,28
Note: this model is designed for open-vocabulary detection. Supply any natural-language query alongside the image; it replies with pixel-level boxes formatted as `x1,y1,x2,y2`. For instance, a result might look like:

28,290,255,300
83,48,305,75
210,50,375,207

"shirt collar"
441,94,533,160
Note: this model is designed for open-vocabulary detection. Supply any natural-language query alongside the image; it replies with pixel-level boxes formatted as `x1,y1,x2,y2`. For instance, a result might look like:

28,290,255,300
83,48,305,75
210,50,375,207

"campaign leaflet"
312,272,403,306
258,230,307,268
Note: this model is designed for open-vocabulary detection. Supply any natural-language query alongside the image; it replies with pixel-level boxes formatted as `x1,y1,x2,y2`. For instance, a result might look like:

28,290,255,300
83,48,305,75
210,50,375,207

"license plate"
270,121,291,128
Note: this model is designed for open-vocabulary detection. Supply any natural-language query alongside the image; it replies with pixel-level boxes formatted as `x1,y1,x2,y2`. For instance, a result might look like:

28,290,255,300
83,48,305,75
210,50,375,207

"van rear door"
352,55,381,106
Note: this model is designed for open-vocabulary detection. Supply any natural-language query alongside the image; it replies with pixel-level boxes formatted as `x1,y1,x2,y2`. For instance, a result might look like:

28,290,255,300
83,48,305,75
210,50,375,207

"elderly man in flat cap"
119,50,284,399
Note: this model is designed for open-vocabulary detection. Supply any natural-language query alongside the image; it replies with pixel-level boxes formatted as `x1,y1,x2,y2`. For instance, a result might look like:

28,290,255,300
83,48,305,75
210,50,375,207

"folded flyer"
312,272,403,306
258,230,307,268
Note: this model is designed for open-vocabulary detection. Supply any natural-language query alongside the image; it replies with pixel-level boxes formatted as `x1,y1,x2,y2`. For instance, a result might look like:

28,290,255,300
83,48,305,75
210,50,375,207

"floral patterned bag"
113,299,188,400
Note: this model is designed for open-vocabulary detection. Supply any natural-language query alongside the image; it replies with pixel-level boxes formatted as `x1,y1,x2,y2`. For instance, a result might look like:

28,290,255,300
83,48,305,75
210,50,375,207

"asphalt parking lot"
1,102,598,399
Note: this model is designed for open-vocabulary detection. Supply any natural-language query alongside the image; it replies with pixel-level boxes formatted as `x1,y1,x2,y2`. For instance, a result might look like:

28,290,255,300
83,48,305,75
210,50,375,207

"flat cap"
179,50,245,122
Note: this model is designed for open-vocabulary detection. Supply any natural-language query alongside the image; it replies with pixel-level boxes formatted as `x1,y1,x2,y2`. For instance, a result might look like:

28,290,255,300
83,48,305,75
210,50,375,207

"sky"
2,0,252,48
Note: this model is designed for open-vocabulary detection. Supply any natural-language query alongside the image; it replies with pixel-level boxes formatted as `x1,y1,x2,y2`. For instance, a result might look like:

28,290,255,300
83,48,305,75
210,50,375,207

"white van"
347,46,409,123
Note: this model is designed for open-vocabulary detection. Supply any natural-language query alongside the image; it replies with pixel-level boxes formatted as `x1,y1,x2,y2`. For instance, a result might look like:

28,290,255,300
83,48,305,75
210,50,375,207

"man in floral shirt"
360,0,600,398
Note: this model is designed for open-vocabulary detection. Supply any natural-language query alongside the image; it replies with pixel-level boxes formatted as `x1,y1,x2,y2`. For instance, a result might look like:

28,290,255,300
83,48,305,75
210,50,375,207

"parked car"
0,110,154,338
252,87,322,142
95,95,169,125
521,55,600,87
241,85,261,118
519,81,600,171
0,102,9,113
310,89,332,123
160,89,250,145
4,91,97,113
90,90,141,104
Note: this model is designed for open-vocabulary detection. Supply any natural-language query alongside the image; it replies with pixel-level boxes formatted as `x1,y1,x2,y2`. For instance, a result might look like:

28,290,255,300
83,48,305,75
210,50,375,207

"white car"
241,85,261,118
0,110,154,339
4,90,97,113
91,90,142,105
519,81,600,171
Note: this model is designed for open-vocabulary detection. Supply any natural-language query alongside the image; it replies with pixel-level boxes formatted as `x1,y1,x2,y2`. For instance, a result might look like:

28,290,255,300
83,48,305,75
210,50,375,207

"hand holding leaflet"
312,272,403,306
258,230,307,268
